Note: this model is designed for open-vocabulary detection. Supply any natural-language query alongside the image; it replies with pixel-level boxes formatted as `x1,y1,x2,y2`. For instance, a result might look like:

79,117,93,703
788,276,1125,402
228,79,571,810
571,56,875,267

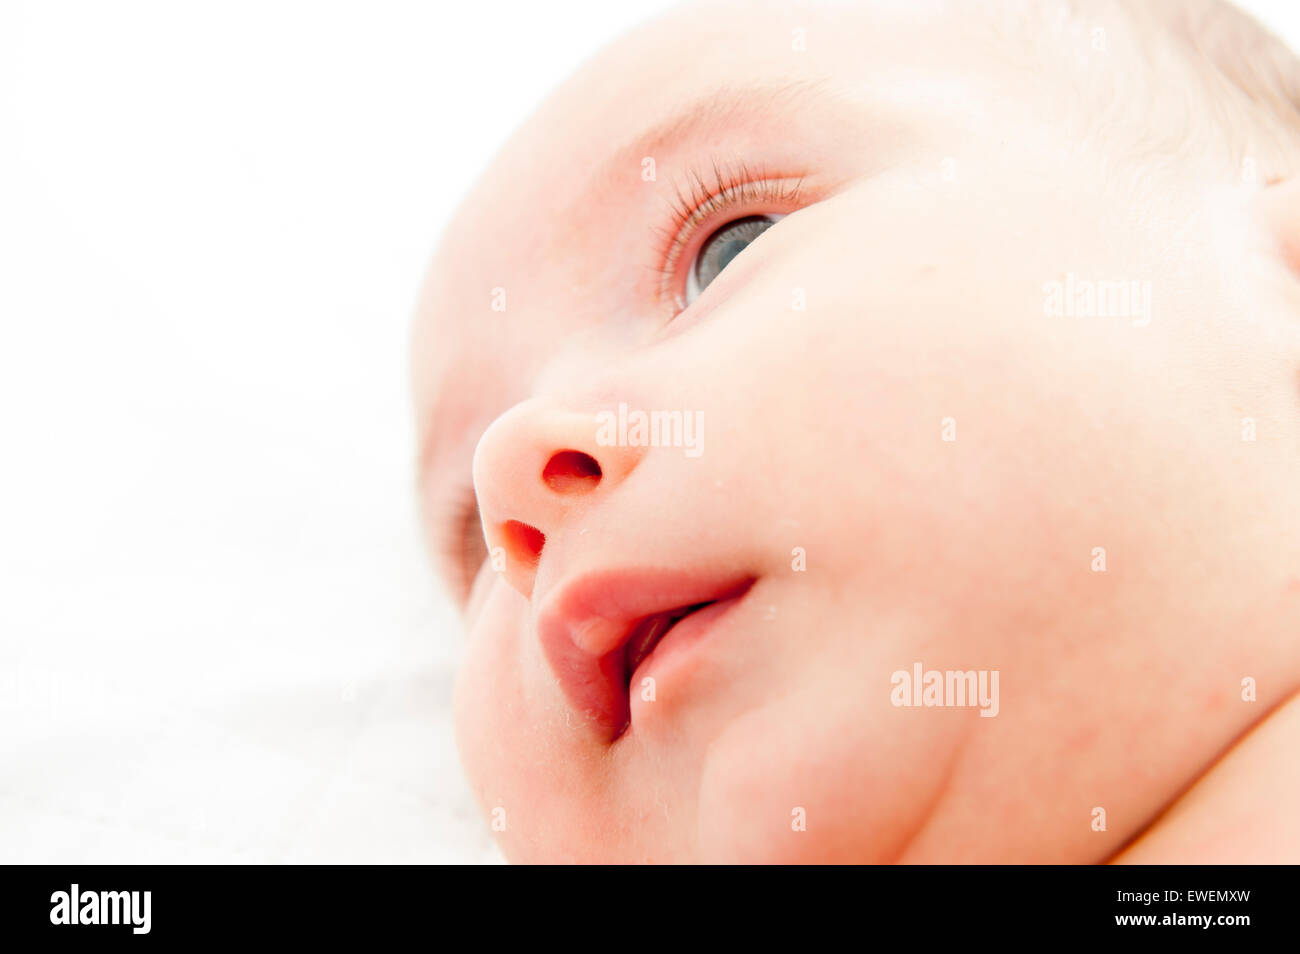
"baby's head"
412,0,1300,862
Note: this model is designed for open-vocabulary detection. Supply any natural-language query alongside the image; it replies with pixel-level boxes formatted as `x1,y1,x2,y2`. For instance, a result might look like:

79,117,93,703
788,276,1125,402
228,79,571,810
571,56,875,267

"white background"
1,0,1296,863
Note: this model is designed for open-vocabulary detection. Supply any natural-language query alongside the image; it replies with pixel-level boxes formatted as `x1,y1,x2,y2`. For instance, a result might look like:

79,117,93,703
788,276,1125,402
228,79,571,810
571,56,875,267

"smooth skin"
412,0,1300,862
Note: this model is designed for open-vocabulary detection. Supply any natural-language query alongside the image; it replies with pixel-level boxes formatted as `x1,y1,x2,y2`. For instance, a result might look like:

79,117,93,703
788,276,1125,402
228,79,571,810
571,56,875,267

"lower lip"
626,588,751,711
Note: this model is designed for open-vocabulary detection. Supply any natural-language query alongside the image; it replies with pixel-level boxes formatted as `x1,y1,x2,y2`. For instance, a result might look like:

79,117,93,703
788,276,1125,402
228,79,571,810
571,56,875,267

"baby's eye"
684,214,782,306
437,484,489,605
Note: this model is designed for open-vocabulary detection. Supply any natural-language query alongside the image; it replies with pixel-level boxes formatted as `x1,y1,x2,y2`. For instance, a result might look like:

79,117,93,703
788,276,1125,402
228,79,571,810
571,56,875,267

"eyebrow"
594,78,835,189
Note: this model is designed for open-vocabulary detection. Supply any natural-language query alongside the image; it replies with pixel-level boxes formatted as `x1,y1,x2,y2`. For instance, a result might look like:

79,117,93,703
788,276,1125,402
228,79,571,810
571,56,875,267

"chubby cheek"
693,654,965,864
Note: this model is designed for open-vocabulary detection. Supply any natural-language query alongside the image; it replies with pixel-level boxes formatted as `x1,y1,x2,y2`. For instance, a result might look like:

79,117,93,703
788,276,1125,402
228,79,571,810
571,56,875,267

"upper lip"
535,567,755,742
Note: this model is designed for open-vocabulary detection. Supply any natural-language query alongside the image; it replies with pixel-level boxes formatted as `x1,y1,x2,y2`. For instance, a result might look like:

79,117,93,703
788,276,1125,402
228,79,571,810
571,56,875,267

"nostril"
542,450,602,493
501,519,545,570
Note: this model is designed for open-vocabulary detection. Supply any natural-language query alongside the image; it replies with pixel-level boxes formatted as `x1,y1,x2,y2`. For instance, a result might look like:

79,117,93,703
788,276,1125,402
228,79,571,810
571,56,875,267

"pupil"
695,216,775,293
715,238,749,273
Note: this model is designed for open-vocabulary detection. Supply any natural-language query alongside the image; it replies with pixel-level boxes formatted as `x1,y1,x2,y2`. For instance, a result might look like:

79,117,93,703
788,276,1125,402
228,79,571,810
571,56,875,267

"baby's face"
414,2,1295,861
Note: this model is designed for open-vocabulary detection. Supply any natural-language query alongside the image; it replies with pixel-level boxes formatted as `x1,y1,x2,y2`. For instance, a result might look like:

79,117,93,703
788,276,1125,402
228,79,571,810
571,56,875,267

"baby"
411,0,1300,862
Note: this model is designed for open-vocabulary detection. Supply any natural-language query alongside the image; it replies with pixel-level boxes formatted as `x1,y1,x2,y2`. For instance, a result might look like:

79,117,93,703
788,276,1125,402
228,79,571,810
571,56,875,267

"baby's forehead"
433,0,1136,264
435,0,1296,268
430,6,924,283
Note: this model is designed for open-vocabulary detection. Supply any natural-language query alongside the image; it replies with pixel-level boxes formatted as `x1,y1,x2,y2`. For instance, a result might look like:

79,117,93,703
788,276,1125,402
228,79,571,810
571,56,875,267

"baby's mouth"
535,569,756,743
621,603,711,686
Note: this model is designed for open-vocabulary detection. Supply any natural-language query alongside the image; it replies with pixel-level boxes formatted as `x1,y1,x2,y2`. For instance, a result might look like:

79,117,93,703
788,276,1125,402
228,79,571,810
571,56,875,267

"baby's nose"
471,398,642,599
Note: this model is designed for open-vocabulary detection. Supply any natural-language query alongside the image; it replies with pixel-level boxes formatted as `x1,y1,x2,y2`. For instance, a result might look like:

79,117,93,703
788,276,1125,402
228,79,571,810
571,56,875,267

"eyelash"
436,480,484,602
654,161,805,310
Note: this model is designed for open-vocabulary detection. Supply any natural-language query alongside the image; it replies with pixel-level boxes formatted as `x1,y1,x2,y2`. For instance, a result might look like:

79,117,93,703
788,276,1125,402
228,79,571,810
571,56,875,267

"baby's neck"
1110,687,1300,863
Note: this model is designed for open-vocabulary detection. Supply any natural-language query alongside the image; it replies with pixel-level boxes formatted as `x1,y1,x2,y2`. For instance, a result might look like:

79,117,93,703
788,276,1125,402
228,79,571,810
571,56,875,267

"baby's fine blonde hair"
990,0,1300,182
